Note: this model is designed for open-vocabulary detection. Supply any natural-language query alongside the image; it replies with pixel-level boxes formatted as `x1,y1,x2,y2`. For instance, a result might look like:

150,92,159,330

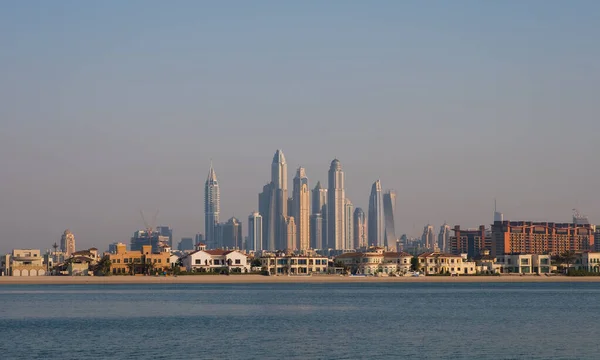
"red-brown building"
491,221,595,256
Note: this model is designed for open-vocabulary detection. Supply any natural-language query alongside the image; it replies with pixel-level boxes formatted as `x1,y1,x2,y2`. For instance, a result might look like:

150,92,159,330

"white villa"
417,251,477,275
182,244,250,273
335,247,412,275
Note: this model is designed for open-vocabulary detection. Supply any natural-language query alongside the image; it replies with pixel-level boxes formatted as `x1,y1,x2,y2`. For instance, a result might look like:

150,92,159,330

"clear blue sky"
1,0,599,253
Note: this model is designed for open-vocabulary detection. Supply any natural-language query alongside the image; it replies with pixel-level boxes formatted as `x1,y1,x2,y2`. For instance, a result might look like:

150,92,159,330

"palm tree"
126,262,136,275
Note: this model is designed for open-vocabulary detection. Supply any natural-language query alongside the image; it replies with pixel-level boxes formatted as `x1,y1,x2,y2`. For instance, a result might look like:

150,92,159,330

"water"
0,282,599,359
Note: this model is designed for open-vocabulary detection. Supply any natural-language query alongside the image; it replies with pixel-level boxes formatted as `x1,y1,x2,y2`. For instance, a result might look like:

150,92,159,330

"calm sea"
0,282,599,359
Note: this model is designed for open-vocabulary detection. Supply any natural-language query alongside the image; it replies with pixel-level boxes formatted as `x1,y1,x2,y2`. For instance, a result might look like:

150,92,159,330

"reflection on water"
0,283,599,359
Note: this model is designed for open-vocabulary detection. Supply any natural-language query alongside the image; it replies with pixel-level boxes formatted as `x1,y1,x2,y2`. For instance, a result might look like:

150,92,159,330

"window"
195,259,201,265
235,259,241,265
124,258,129,264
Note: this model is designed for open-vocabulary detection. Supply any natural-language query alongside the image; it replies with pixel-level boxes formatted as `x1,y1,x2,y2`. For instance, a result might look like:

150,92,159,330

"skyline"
1,1,600,253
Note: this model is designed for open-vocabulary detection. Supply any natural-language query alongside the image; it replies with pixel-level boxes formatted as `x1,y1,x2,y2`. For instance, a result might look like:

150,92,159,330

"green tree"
251,258,262,267
411,257,421,272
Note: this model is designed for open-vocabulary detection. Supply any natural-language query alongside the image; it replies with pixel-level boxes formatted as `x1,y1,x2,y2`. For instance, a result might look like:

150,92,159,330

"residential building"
368,180,384,247
1,249,47,277
383,190,397,247
60,230,76,257
495,254,552,274
327,159,345,250
450,225,489,258
272,149,288,250
248,211,263,252
205,162,220,249
260,254,328,275
292,167,310,251
491,220,596,256
417,252,477,275
353,207,367,249
581,252,600,272
156,226,173,248
108,243,170,275
344,198,354,250
335,247,412,275
259,182,276,251
182,244,250,273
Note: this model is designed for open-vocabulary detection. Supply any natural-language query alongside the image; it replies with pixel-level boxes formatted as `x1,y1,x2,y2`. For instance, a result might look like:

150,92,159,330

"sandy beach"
1,274,600,285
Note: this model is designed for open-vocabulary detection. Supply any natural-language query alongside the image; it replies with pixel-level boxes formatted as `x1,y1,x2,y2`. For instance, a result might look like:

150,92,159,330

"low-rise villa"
335,247,412,275
260,253,329,275
182,244,250,273
417,251,477,275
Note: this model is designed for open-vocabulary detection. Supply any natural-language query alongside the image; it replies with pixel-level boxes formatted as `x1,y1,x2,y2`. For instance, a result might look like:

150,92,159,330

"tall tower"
248,212,263,252
310,213,324,250
438,223,451,252
368,180,385,247
344,198,354,250
383,190,397,247
60,230,76,256
312,181,328,249
272,149,288,250
258,183,276,251
353,208,367,249
422,224,435,250
222,217,242,250
327,159,345,250
293,167,310,251
204,162,220,249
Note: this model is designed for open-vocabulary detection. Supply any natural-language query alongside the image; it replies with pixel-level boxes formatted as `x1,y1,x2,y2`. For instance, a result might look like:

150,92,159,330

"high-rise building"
204,162,220,249
194,233,204,245
353,208,367,249
259,182,276,251
422,224,435,250
312,181,327,248
156,226,173,247
60,230,76,256
327,159,345,250
450,225,488,257
293,167,310,251
368,180,384,247
344,198,354,250
130,230,169,252
248,211,263,252
438,223,451,252
221,217,243,249
383,190,397,247
272,150,288,250
285,216,297,250
178,237,194,251
310,213,324,249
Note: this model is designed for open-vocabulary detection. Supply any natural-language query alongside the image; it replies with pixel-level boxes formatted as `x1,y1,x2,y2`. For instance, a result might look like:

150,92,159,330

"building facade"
60,230,76,257
422,224,435,250
495,254,551,274
491,220,596,256
310,213,324,250
285,216,297,250
344,198,354,250
438,223,451,253
260,254,329,275
368,180,384,247
204,163,220,249
312,181,328,250
108,243,170,275
383,190,397,247
335,247,412,275
293,167,310,251
248,211,263,252
183,244,250,273
327,159,345,250
450,225,489,258
353,207,367,249
417,252,477,275
1,249,47,276
221,217,243,250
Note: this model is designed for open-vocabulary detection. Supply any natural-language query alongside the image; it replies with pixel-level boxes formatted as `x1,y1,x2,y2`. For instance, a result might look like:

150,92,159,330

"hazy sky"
1,0,599,253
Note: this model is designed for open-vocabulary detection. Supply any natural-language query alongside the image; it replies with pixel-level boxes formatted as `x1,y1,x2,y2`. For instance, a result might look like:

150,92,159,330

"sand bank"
1,274,600,285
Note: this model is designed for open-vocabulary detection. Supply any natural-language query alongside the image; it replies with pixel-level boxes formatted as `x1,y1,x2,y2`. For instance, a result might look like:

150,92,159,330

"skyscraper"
293,167,310,251
60,230,76,256
204,162,220,249
383,190,397,247
156,226,173,247
222,217,242,249
259,182,276,251
422,224,435,250
312,181,327,249
438,223,451,252
368,180,384,247
272,149,288,250
353,208,367,249
344,198,354,250
327,159,345,250
310,213,324,250
285,216,297,250
248,211,263,252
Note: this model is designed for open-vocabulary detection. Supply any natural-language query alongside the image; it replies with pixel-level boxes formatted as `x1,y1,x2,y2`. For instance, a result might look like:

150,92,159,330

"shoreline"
1,274,600,285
